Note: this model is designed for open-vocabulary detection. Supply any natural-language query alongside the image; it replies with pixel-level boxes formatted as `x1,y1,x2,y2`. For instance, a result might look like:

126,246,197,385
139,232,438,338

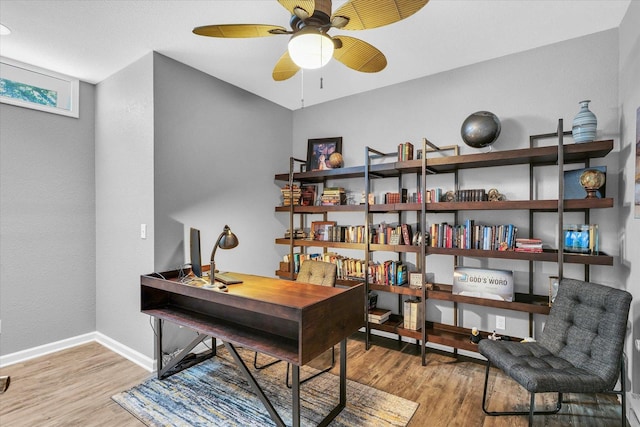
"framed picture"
306,137,342,171
300,184,317,206
311,221,336,241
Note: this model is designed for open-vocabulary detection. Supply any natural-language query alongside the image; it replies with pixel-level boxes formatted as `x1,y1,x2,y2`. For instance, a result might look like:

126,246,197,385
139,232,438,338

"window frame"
0,56,79,118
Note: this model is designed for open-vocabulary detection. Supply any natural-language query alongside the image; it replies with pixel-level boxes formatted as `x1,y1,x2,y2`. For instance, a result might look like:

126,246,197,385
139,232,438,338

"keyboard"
214,272,243,285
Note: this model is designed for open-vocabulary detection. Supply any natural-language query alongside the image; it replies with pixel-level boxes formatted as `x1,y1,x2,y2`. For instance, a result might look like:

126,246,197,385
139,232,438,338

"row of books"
372,223,414,245
283,252,368,281
429,221,518,251
312,225,367,243
368,260,408,286
449,189,488,202
397,142,414,161
307,222,417,245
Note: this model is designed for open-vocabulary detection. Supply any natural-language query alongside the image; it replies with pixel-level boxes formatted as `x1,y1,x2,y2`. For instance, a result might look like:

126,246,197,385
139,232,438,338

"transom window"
0,57,79,118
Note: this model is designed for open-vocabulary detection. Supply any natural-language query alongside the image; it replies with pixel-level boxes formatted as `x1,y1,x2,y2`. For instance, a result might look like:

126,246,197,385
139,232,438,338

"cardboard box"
453,267,513,302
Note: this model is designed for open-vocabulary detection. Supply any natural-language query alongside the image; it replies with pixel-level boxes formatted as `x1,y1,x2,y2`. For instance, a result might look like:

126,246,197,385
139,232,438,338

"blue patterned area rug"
113,347,418,426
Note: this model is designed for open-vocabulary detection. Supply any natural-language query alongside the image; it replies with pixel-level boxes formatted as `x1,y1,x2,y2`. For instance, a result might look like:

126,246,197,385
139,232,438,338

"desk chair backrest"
297,261,337,287
539,278,631,390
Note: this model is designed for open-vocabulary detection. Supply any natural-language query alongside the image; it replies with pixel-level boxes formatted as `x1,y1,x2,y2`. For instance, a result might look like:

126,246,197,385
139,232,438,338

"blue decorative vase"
572,100,597,143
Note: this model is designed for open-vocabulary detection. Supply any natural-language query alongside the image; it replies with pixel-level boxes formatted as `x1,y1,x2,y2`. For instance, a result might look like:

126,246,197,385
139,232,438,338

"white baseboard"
0,332,154,373
94,332,154,372
0,332,96,368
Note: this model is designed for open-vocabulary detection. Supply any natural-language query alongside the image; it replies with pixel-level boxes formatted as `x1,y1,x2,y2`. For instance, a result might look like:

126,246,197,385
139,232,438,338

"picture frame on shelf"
300,184,317,206
311,221,336,241
306,137,342,171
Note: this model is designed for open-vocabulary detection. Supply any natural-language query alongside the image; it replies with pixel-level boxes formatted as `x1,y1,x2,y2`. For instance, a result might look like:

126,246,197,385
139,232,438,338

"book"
403,299,423,330
368,308,391,324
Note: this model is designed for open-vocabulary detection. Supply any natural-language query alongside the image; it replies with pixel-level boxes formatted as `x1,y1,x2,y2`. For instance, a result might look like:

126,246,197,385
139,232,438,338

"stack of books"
397,142,414,161
281,185,301,206
515,238,543,253
321,187,347,205
368,308,391,324
403,299,423,330
284,228,306,239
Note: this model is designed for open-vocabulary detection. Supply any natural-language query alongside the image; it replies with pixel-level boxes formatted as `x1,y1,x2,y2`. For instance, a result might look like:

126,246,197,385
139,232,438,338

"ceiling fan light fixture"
287,28,334,70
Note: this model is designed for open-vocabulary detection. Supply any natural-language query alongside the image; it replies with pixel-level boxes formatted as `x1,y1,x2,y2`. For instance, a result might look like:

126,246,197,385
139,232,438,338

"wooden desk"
141,270,365,427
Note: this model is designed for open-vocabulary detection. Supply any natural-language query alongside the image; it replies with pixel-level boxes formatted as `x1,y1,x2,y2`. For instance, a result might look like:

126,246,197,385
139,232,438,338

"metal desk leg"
154,317,214,380
292,364,300,427
317,338,347,427
223,341,286,427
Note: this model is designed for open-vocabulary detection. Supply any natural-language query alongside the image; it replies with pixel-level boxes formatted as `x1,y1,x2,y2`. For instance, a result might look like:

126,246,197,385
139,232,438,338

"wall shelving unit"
274,120,614,365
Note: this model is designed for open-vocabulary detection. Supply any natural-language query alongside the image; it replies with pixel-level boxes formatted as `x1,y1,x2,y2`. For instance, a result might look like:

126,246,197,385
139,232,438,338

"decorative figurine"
470,327,482,344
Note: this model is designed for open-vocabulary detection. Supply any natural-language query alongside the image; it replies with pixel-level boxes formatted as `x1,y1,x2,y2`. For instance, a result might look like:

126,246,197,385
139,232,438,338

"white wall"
618,1,640,422
0,82,96,355
292,29,621,344
95,53,156,357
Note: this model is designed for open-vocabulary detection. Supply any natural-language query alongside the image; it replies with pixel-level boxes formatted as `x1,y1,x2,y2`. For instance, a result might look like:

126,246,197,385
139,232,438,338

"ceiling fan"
193,0,429,81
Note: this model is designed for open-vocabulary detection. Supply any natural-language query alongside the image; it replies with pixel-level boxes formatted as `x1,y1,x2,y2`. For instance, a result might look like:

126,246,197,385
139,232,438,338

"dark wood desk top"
141,271,365,365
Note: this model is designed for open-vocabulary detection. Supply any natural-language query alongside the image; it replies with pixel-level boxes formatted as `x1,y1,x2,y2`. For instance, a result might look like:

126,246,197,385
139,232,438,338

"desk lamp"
209,225,239,289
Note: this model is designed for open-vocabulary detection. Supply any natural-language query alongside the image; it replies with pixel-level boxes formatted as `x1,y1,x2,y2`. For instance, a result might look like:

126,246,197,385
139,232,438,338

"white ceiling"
0,0,631,111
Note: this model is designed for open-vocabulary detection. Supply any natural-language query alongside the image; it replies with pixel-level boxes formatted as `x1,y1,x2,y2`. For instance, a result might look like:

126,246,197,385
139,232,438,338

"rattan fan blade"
277,0,315,19
193,24,288,38
273,50,301,81
332,0,428,30
332,36,387,73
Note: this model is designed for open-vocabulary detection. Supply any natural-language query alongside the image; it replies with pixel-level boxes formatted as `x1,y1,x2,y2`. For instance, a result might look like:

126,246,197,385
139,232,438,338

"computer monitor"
189,227,202,277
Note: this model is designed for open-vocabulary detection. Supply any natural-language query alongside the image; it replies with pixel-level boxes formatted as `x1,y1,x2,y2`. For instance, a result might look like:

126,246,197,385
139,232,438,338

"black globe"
461,111,501,149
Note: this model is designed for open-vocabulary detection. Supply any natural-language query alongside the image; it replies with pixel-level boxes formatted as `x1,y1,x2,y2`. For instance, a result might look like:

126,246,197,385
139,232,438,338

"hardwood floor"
0,334,624,426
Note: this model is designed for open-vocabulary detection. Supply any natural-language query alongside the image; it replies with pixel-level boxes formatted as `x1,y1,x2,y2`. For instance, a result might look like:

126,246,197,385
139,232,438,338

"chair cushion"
296,261,337,287
478,340,608,393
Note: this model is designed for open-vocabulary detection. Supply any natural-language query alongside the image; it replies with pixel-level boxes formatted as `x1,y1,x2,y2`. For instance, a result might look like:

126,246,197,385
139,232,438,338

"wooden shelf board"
369,314,422,340
426,247,613,265
369,283,422,296
275,141,613,181
370,243,421,253
427,283,550,315
275,205,365,213
429,198,613,211
275,238,365,250
144,306,299,363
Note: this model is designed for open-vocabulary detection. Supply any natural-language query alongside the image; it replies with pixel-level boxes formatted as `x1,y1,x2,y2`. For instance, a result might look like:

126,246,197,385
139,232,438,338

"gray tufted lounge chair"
479,278,631,426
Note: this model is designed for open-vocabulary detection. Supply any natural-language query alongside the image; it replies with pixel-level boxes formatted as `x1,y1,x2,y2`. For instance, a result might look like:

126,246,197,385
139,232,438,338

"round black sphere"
461,111,501,149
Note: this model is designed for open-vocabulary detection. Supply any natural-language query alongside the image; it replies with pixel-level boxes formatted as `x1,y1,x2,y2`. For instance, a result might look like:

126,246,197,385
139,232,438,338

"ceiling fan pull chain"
320,76,324,89
300,69,305,109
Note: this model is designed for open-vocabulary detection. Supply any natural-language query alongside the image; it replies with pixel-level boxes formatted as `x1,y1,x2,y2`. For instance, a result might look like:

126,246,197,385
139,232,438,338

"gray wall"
619,0,640,404
0,82,96,354
152,53,292,277
95,53,156,356
151,54,292,354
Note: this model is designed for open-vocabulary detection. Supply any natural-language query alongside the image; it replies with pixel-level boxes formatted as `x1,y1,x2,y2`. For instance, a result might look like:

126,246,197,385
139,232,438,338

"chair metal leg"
286,346,335,389
482,359,563,420
253,351,282,370
606,352,628,427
